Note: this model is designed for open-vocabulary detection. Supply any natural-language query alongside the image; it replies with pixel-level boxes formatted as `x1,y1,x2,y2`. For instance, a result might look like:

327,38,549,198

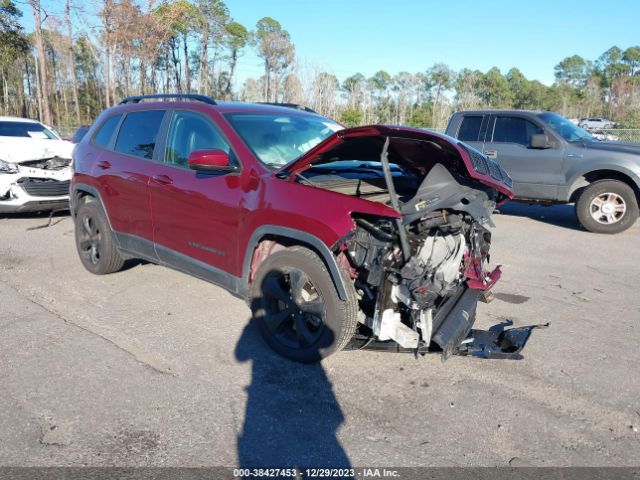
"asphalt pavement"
0,202,639,467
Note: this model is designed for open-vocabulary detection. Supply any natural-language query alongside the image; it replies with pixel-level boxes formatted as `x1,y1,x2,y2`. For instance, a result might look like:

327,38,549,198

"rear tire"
575,180,639,234
249,246,358,363
74,199,125,274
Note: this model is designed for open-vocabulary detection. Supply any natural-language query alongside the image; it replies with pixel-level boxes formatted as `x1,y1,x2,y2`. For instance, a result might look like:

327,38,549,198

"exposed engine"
341,160,499,357
294,131,543,359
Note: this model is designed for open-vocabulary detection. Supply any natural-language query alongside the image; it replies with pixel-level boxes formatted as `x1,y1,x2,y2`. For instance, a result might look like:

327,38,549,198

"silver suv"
579,118,616,130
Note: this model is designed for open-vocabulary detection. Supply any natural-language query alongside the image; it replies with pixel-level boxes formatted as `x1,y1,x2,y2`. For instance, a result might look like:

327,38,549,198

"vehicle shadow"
234,320,352,472
497,201,583,231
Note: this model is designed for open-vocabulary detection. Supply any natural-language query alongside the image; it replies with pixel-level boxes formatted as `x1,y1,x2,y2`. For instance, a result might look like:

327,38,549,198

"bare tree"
64,0,80,123
29,0,51,124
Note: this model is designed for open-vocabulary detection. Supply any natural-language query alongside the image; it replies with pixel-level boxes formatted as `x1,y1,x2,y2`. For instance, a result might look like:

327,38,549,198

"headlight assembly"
0,159,18,174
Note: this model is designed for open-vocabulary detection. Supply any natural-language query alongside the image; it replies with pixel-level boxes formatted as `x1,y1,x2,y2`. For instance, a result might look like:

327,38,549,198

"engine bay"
293,135,531,358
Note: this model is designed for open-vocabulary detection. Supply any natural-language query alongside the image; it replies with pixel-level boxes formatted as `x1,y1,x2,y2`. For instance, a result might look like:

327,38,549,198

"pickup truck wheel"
250,246,358,363
74,200,125,274
575,180,639,234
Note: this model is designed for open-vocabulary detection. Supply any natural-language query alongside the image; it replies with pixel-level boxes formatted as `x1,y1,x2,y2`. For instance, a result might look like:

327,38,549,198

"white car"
578,117,616,130
0,117,74,213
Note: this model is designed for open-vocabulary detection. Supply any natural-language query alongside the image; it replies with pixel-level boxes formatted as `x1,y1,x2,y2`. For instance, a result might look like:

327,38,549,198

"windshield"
224,112,343,167
0,121,60,140
538,112,593,142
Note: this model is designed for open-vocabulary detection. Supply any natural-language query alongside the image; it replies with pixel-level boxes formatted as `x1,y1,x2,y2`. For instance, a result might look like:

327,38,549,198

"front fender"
240,225,350,301
563,161,640,202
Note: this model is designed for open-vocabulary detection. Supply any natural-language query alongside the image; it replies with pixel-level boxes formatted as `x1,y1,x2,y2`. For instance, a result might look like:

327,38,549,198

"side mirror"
188,149,237,173
530,134,550,149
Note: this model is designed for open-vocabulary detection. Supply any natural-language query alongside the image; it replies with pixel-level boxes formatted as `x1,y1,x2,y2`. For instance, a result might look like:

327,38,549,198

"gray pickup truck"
445,110,640,233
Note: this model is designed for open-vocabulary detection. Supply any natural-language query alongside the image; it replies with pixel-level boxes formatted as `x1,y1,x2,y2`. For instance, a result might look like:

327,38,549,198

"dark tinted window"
0,121,58,139
458,116,483,142
492,116,543,146
165,111,230,168
93,115,122,147
72,126,90,143
114,110,165,159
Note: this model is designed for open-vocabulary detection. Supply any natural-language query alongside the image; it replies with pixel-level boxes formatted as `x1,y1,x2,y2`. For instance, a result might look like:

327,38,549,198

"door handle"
484,150,497,159
96,160,111,170
152,174,173,185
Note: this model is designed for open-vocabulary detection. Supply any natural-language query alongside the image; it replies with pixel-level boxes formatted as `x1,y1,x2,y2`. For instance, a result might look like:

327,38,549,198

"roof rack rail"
257,102,317,113
119,94,217,105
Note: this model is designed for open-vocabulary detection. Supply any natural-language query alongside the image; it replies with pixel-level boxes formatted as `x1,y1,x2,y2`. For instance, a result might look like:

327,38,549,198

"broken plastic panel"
455,323,549,359
344,322,549,360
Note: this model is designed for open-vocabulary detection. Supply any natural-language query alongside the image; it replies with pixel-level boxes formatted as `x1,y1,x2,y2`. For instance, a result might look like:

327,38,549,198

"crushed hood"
0,137,74,164
278,125,513,198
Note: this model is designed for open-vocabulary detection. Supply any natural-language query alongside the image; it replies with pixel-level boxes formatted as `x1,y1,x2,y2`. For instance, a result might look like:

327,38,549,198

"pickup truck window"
492,116,543,146
458,116,483,142
538,112,592,142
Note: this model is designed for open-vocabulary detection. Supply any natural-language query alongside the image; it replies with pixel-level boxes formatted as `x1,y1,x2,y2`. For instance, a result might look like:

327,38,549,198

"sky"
16,0,640,87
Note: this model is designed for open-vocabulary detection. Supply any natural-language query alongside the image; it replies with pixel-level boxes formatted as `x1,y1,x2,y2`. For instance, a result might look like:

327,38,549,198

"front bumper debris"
0,166,71,213
345,322,548,360
455,322,549,359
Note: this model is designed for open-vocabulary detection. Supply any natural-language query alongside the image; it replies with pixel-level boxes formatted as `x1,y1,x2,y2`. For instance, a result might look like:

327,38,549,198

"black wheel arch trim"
241,225,349,301
70,183,116,234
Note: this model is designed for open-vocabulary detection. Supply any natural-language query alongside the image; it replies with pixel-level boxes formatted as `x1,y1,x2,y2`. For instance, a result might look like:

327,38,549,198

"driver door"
483,115,564,200
149,109,243,278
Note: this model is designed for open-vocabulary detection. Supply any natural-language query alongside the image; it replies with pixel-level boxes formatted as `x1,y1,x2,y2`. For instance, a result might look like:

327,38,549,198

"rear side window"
93,115,122,147
114,110,165,159
492,116,543,146
458,116,483,142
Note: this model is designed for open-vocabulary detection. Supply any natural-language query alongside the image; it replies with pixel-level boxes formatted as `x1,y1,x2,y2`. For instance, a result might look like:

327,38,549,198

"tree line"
1,0,640,131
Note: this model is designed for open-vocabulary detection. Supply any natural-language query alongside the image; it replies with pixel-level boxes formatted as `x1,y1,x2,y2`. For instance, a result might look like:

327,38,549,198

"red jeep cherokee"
71,94,536,363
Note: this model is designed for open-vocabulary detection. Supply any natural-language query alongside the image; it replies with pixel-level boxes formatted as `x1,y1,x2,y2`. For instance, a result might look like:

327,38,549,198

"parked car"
445,110,640,233
71,125,91,144
0,116,73,213
578,117,616,130
71,94,540,363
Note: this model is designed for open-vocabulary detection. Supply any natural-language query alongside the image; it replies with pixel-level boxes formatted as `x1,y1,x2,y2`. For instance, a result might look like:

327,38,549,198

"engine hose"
354,218,396,241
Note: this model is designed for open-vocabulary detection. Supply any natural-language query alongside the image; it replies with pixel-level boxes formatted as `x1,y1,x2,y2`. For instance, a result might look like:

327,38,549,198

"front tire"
249,246,358,363
575,180,639,234
74,199,125,274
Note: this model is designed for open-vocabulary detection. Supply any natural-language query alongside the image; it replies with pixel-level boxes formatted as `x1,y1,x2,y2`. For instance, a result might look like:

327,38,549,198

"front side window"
224,113,342,167
165,111,230,168
539,112,592,142
492,116,543,146
114,110,165,159
458,116,483,142
93,115,122,148
0,121,59,139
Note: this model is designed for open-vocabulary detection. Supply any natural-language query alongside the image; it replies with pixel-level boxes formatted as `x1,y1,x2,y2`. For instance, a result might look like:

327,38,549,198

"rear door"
483,114,564,200
148,109,243,279
92,109,166,258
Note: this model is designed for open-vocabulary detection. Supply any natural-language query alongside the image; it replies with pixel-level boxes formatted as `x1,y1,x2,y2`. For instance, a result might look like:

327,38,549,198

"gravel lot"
1,202,639,468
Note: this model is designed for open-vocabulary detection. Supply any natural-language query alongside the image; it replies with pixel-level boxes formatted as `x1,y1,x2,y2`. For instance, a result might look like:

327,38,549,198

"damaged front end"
0,156,72,213
286,126,543,360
